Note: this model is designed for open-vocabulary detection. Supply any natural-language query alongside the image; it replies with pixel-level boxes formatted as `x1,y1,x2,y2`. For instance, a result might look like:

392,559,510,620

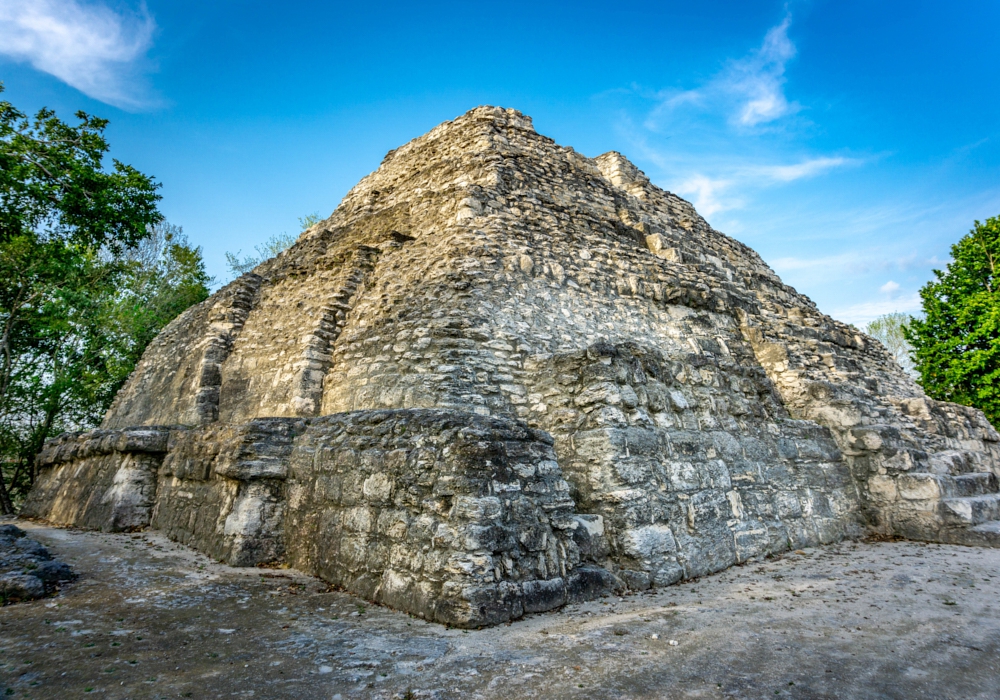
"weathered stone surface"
23,428,171,531
0,524,75,603
23,106,1000,625
282,409,613,626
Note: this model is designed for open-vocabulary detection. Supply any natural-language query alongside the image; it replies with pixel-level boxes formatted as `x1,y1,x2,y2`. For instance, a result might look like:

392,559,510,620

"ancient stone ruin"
22,107,1000,627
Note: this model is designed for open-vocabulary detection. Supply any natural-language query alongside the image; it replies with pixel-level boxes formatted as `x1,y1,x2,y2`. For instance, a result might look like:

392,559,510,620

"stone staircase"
897,452,1000,546
938,468,1000,545
290,245,380,415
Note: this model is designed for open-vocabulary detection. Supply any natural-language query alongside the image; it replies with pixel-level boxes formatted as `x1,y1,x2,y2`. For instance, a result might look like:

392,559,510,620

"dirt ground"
1,520,999,699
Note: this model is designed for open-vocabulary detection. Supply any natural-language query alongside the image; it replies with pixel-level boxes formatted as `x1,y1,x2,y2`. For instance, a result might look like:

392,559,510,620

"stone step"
931,450,978,475
895,471,998,500
946,472,999,498
971,520,1000,535
940,494,1000,526
936,520,1000,548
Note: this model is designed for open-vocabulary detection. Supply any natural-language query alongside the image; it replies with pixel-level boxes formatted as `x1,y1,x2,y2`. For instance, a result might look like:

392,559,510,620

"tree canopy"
905,216,1000,426
0,85,210,512
0,89,160,252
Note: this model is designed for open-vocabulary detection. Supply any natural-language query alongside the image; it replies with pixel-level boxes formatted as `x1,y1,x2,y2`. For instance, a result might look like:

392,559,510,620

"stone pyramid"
24,107,1000,627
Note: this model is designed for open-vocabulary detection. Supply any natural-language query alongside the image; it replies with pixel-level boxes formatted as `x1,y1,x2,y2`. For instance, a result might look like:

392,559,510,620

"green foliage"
298,212,322,230
0,86,208,513
224,212,321,279
0,241,115,508
101,222,212,396
905,216,1000,426
864,312,915,376
224,232,296,277
0,87,159,252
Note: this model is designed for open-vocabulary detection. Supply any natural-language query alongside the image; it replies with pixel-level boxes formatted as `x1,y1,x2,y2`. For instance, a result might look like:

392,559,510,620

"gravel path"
1,520,998,699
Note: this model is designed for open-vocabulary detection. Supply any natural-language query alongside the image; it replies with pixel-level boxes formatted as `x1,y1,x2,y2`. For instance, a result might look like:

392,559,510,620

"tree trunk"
0,465,15,515
25,398,61,490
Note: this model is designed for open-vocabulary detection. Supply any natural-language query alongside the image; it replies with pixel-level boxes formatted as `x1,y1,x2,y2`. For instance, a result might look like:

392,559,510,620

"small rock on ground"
0,522,75,604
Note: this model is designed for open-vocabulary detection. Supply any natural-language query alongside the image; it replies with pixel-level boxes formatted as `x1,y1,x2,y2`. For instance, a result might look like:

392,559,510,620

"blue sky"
1,0,998,325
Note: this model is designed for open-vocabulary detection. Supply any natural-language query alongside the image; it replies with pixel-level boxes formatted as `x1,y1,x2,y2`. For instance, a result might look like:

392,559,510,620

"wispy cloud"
729,15,798,127
831,293,922,327
672,155,857,216
0,0,157,109
744,156,854,182
675,174,733,216
620,14,859,218
646,14,799,132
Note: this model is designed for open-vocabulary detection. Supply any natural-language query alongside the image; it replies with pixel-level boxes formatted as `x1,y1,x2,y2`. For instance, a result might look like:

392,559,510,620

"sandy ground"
1,520,999,699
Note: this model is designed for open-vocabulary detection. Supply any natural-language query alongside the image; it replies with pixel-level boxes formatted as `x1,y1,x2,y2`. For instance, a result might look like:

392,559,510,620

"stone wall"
524,342,862,586
23,428,169,531
283,410,615,626
24,410,619,627
219,245,380,422
103,275,261,427
741,314,1000,544
151,419,303,566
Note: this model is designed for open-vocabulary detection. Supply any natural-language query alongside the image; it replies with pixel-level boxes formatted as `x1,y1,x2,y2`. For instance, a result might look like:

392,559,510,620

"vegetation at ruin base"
0,86,210,512
864,312,915,376
906,216,1000,427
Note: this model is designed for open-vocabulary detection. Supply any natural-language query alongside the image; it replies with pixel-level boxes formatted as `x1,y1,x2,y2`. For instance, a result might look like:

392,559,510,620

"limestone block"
645,233,684,262
362,472,394,503
897,473,943,501
622,524,678,561
732,521,770,562
868,475,899,504
101,454,160,531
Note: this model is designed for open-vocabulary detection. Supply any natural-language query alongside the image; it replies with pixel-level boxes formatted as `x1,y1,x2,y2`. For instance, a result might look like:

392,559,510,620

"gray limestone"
0,524,75,603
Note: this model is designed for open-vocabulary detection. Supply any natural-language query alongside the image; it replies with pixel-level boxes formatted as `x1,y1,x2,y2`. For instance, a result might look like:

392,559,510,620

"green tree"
102,222,212,391
0,241,110,511
905,216,1000,426
0,86,208,512
224,212,320,278
864,312,915,376
0,223,210,512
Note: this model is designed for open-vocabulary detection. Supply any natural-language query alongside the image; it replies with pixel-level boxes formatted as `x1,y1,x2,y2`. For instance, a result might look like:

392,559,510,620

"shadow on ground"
1,520,999,699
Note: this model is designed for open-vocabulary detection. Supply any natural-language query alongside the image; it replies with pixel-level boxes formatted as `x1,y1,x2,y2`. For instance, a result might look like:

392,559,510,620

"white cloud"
0,0,156,109
675,174,734,216
744,156,854,183
728,15,797,127
831,293,922,327
880,280,900,294
664,156,854,218
646,15,799,131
